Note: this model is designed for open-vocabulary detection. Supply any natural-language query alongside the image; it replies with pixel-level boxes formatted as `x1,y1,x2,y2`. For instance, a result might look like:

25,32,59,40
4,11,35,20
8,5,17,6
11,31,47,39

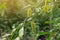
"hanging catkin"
27,7,32,17
31,20,36,33
43,0,50,12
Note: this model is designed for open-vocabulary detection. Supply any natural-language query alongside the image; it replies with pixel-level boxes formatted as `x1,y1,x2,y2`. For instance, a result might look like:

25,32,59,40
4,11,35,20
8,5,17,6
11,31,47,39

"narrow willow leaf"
12,24,15,28
48,29,57,40
48,32,53,40
37,32,48,37
10,24,22,40
27,7,32,17
19,27,24,38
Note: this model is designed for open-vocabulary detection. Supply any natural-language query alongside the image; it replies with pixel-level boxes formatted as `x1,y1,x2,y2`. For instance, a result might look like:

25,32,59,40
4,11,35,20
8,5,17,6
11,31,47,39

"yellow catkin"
43,0,50,12
31,20,36,33
45,0,48,12
27,7,32,17
45,0,48,6
1,2,7,9
43,5,50,12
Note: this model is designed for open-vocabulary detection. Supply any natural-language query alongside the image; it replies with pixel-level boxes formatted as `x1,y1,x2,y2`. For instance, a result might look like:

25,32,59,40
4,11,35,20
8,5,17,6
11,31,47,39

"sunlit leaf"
15,37,20,40
19,27,24,38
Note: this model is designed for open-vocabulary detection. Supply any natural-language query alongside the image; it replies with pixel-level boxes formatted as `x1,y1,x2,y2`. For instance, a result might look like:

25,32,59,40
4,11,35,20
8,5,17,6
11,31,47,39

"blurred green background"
0,0,60,40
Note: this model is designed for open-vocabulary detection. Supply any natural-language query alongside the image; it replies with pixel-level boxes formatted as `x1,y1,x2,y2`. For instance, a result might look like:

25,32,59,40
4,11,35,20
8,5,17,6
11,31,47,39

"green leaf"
37,32,48,37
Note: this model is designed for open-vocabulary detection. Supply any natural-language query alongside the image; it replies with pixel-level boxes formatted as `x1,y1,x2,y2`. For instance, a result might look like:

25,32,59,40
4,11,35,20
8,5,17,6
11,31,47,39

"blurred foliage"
0,0,60,40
